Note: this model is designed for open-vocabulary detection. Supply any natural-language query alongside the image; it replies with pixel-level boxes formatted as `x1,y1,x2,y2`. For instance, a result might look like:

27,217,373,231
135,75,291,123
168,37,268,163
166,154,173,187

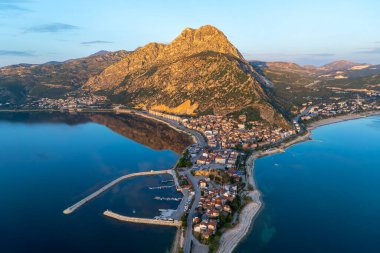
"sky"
1,0,380,67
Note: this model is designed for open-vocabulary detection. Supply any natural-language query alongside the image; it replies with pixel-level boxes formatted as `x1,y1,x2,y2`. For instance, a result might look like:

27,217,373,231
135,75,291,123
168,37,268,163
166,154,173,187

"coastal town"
298,98,380,123
142,95,380,253
28,94,108,110
1,93,380,253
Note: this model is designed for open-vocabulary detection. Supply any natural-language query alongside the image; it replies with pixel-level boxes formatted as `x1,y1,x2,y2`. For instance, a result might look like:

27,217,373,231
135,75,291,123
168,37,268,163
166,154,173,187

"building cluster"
195,150,240,169
183,115,297,149
148,110,182,122
300,99,380,121
32,95,108,110
192,182,237,240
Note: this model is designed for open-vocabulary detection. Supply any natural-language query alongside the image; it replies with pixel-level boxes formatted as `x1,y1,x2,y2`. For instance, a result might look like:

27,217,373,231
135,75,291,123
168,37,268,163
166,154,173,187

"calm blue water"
0,112,183,253
237,116,380,253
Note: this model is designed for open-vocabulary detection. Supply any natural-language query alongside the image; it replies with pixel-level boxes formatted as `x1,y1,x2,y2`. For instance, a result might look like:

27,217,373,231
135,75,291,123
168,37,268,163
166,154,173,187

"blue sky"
1,0,380,67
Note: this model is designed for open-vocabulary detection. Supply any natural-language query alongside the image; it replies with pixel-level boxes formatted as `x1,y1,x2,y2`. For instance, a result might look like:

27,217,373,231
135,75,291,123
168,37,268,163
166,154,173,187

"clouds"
24,23,79,33
305,53,335,57
81,40,113,45
355,47,380,55
243,51,336,65
0,50,35,56
0,0,31,14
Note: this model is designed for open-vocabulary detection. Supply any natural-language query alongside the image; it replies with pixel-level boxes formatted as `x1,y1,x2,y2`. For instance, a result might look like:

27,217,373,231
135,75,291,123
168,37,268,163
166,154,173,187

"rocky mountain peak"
160,25,243,60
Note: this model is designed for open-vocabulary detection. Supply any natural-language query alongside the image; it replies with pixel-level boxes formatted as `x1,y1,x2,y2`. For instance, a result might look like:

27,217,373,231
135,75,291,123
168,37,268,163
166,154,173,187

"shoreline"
307,110,380,130
3,108,379,253
216,109,380,253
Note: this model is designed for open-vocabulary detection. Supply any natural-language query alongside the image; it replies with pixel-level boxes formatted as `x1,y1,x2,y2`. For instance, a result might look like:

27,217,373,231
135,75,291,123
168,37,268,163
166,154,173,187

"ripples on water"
237,116,380,253
0,112,189,253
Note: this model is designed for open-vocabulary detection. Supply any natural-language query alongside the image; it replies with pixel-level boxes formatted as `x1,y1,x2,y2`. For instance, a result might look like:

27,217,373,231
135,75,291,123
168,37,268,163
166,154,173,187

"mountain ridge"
84,25,289,127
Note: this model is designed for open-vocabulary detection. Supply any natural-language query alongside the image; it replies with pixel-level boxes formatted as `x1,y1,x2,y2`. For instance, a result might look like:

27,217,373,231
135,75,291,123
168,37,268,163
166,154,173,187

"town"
1,92,380,252
299,98,380,123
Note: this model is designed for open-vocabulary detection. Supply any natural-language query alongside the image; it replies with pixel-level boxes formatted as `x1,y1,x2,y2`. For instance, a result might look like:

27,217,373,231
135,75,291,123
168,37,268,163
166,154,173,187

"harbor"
104,210,181,227
154,197,182,201
149,185,175,190
63,169,174,214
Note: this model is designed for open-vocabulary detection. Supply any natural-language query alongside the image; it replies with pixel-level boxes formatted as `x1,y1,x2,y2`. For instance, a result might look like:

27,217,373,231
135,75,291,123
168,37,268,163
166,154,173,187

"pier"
63,169,172,214
104,210,181,227
149,185,175,190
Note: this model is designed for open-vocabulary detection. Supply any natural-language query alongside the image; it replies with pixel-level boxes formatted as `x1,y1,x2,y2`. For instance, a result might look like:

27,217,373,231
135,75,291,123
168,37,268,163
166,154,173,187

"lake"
236,116,380,253
0,112,191,253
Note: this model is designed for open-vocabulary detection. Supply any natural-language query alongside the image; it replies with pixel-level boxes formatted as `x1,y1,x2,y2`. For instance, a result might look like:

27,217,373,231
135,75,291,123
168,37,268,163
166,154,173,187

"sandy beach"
216,191,261,253
307,110,380,130
216,151,262,253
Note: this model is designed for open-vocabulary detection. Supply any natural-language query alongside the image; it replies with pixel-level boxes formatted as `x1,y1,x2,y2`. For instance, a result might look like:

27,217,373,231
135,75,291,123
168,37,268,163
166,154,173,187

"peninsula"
1,24,379,253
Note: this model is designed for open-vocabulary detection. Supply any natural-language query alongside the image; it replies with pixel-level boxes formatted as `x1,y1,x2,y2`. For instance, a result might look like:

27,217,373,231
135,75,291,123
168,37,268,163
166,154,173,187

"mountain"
319,60,362,72
84,25,289,127
0,50,130,103
250,60,380,115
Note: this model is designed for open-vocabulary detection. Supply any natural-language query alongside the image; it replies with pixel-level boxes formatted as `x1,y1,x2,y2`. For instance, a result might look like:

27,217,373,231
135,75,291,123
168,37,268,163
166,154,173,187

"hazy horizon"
1,0,380,67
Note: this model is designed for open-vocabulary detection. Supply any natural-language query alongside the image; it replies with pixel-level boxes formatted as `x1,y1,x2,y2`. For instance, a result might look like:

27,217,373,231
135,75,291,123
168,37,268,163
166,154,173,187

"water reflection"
0,111,192,153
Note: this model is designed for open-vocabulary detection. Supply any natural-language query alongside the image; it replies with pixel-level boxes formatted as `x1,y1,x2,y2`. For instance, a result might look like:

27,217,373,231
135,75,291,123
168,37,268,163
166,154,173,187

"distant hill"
319,60,362,72
0,50,130,103
250,60,380,115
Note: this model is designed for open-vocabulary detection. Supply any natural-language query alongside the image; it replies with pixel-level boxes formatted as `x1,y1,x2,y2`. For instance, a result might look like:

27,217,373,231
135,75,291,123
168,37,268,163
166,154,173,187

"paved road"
183,170,205,253
143,112,208,252
172,188,189,220
191,234,209,253
167,119,207,148
144,112,207,148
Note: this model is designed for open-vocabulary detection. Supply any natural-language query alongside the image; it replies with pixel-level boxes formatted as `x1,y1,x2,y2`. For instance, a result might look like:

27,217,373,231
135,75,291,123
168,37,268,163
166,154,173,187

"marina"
149,185,175,190
154,196,182,201
63,169,174,214
104,210,181,227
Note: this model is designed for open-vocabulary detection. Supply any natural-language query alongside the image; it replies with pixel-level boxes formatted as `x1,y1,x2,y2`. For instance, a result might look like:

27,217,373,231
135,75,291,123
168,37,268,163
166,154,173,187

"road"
171,188,189,220
141,111,208,252
163,118,206,148
183,170,204,253
138,111,207,148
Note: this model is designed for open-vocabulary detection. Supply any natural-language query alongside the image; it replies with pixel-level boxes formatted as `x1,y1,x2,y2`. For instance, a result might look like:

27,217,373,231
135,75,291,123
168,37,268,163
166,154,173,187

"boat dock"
63,169,172,214
161,179,174,183
149,185,175,190
154,197,182,201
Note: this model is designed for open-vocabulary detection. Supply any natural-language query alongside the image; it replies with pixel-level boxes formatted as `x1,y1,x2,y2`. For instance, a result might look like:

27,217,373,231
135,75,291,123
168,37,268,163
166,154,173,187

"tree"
181,213,188,227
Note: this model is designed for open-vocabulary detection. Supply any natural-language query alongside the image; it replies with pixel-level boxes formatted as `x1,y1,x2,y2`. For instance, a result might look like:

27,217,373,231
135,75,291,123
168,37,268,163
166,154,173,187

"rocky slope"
0,50,129,103
85,25,289,127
